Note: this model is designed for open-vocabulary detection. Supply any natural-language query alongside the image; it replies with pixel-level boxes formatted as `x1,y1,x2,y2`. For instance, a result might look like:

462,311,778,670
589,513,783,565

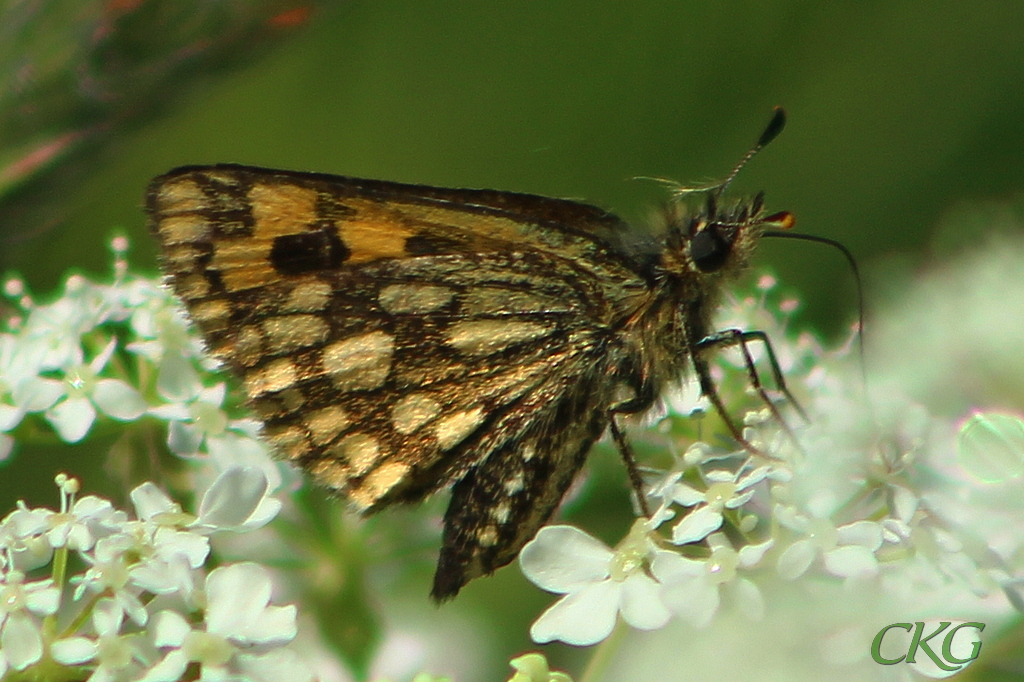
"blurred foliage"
0,0,317,252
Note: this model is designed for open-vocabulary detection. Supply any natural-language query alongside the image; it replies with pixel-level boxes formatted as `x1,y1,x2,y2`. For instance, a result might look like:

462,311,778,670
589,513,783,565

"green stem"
40,546,69,641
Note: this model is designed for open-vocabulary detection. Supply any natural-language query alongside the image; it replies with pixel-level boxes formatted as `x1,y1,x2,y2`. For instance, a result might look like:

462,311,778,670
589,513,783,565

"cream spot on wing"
521,444,536,462
283,280,332,312
503,471,526,495
157,214,210,245
445,320,554,355
391,392,442,435
477,525,499,547
333,433,381,476
154,177,223,214
306,405,352,445
310,458,350,490
434,406,486,450
248,183,319,238
192,299,230,324
491,501,512,525
178,274,210,299
163,244,202,269
322,331,395,391
235,325,264,365
244,358,298,397
265,425,308,460
350,462,412,509
378,284,454,314
460,289,566,315
262,314,329,353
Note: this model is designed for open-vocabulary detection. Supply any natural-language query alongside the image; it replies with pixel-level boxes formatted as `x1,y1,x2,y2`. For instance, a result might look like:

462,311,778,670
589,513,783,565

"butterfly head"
662,189,795,282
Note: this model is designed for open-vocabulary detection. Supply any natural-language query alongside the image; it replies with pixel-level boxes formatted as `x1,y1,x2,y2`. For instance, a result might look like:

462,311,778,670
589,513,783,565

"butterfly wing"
147,164,651,597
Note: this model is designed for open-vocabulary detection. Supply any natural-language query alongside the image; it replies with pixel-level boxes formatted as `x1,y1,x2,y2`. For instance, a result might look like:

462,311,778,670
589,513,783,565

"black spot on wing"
270,224,350,274
404,233,465,255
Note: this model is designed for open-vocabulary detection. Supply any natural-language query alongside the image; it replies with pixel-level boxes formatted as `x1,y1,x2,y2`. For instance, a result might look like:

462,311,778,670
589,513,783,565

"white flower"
44,475,127,552
775,509,883,581
73,534,151,625
149,382,282,492
652,533,772,627
520,521,671,646
43,338,147,443
50,598,147,682
19,277,106,369
124,281,206,365
142,563,302,682
0,502,55,571
131,467,280,534
661,465,772,544
0,572,60,672
150,383,225,454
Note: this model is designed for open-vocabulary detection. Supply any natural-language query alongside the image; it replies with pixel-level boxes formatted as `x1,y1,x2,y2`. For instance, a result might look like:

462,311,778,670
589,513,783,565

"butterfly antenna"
716,106,787,195
654,107,788,198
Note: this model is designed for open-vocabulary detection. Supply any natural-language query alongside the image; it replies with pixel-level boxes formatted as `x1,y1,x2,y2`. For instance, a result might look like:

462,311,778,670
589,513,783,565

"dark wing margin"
431,369,612,601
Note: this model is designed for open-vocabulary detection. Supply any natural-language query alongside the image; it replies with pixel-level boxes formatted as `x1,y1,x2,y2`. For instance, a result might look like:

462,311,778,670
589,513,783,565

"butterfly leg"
695,328,807,452
608,416,652,518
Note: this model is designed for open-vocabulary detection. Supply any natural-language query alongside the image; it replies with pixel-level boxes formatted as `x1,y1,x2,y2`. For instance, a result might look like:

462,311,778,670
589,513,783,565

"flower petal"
732,577,765,621
14,377,64,412
93,380,147,420
197,467,268,529
735,465,771,490
620,573,671,631
151,610,190,647
823,546,878,579
519,526,612,593
670,482,705,507
737,539,774,568
661,575,720,627
46,397,96,443
156,352,200,403
836,520,882,550
671,506,723,544
206,563,290,641
650,551,704,583
529,579,620,646
777,539,815,580
1,613,43,669
51,636,98,664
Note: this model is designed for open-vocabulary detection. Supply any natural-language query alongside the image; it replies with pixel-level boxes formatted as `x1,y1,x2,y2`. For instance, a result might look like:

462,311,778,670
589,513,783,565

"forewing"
147,165,646,516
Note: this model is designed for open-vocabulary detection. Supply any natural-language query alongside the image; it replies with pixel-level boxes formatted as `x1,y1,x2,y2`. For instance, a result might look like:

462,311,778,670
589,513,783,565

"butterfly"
147,107,801,600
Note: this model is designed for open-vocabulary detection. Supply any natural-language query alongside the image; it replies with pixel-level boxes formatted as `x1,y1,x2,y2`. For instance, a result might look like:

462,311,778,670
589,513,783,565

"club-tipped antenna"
635,107,788,198
762,229,867,388
717,106,787,195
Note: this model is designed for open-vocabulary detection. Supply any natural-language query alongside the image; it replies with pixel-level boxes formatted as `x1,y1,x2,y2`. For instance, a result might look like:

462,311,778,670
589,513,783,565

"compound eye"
690,225,730,272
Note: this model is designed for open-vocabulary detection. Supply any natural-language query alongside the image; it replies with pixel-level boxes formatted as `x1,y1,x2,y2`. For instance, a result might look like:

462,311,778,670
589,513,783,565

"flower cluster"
0,472,306,681
519,276,1024,680
6,236,1024,680
0,238,281,480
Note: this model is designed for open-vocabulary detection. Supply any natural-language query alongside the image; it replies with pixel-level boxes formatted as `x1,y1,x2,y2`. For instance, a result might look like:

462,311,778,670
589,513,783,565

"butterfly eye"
690,224,730,272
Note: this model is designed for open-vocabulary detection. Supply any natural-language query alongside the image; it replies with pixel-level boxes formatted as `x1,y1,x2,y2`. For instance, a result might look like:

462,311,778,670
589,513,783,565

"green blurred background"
3,1,1024,679
6,0,1024,336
